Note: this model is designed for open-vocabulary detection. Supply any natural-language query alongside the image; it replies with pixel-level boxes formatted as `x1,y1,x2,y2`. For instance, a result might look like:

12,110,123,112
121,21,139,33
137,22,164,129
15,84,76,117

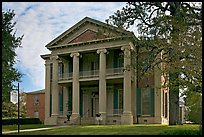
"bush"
2,118,42,125
160,130,202,135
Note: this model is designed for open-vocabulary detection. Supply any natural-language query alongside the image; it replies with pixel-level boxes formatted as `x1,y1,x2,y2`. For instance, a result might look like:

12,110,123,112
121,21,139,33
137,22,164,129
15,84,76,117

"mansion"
41,17,169,125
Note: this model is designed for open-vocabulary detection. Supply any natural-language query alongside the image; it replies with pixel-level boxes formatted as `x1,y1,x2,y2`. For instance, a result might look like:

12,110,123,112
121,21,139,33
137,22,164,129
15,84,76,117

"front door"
91,92,99,117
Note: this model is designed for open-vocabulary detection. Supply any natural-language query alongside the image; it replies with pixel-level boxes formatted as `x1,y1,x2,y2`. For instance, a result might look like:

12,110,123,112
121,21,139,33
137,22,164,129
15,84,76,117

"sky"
2,2,128,92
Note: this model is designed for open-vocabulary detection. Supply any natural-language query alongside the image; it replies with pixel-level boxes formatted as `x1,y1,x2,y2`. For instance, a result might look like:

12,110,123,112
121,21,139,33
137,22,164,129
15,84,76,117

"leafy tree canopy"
2,9,23,102
107,2,202,125
107,2,202,93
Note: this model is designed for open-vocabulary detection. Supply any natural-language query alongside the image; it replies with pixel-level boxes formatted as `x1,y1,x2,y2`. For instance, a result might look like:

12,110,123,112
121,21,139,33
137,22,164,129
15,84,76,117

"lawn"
4,124,201,135
2,124,54,132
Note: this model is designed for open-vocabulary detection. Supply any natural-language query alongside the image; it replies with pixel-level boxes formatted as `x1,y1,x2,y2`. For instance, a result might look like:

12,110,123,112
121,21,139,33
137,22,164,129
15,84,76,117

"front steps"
57,116,109,126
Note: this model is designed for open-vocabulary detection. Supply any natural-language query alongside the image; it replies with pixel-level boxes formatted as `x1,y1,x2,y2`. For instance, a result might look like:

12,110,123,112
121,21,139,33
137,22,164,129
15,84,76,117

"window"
58,62,64,79
34,95,39,106
137,88,154,116
142,88,150,115
113,88,123,115
163,90,168,118
34,111,39,118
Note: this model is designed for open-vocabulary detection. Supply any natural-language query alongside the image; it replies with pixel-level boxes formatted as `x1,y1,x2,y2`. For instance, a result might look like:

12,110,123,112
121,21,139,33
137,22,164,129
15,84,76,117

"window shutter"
137,88,141,116
50,94,52,117
59,90,63,112
80,90,83,116
68,88,72,112
150,88,154,116
113,51,118,68
113,88,118,114
79,58,83,72
68,61,73,78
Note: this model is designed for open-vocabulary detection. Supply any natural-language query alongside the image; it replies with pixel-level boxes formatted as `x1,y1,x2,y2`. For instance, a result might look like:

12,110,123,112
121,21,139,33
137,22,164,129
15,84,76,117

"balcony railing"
58,67,123,81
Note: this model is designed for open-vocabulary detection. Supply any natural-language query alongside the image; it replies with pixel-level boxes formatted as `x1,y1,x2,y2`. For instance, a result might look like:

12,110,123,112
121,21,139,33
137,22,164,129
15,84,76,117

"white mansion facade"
41,17,169,125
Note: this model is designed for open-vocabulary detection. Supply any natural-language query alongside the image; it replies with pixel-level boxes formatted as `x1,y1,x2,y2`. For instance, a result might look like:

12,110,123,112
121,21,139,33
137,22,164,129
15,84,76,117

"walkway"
2,125,68,134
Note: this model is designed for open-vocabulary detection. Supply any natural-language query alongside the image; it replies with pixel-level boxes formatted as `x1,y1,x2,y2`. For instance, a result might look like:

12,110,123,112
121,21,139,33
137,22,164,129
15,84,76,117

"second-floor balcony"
59,67,123,82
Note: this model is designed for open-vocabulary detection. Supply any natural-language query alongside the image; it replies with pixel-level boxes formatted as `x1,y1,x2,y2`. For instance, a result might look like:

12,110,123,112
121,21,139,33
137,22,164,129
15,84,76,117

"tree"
107,2,202,125
184,91,202,124
2,9,23,102
19,92,27,118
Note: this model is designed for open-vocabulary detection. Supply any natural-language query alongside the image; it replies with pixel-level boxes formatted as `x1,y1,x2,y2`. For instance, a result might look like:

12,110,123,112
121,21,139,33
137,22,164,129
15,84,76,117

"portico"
41,17,169,125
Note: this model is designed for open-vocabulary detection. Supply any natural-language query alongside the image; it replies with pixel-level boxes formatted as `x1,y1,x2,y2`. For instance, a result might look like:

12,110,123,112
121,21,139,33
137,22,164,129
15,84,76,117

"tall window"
137,88,154,116
142,88,150,115
34,95,39,106
34,111,39,118
113,88,123,115
163,90,168,118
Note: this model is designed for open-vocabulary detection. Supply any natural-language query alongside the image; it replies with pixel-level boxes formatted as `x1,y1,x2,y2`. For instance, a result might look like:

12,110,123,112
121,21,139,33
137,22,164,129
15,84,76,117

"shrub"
2,118,42,125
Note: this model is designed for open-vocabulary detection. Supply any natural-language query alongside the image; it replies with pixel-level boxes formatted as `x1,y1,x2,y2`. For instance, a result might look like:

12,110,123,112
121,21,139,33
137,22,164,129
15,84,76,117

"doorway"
91,92,99,117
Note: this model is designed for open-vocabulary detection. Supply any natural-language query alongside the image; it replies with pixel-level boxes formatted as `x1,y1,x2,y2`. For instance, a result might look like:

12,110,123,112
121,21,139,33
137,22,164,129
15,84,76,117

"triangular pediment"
68,29,107,44
45,17,133,49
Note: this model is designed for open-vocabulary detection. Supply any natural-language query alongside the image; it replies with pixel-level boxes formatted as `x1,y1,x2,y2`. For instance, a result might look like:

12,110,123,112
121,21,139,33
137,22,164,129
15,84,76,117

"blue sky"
2,2,128,92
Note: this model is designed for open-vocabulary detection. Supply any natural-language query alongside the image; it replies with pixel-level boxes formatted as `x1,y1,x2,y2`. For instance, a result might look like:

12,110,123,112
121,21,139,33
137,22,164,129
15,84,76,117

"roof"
26,89,45,94
45,16,134,49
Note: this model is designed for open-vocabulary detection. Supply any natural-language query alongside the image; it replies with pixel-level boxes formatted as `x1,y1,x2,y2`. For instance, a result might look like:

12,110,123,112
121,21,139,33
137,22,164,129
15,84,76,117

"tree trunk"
169,72,180,125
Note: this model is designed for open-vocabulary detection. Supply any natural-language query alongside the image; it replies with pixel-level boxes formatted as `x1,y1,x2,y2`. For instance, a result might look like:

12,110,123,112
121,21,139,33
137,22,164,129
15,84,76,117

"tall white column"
121,46,133,124
44,60,51,125
70,52,80,122
51,55,59,125
97,48,107,124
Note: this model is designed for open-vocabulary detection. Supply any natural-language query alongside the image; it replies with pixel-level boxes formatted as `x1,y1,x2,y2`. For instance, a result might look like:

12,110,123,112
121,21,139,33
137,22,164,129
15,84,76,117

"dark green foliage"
2,118,42,125
107,2,202,125
2,9,23,102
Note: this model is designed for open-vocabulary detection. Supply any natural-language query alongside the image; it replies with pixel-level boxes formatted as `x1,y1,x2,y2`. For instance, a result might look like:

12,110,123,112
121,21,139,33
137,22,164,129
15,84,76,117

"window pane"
34,111,39,118
142,88,150,115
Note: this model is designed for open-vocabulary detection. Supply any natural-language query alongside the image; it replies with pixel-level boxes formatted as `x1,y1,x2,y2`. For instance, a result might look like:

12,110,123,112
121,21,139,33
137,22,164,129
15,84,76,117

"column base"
70,113,81,125
98,112,106,125
121,112,133,125
45,114,58,125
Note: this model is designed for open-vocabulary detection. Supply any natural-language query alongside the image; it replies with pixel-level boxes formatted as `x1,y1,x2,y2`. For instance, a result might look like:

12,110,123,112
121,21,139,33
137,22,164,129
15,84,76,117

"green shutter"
50,94,52,117
79,58,83,72
69,61,73,73
69,61,73,78
59,90,63,112
113,88,118,113
80,90,83,116
68,88,72,112
150,88,154,116
113,50,118,68
165,92,168,117
137,88,141,116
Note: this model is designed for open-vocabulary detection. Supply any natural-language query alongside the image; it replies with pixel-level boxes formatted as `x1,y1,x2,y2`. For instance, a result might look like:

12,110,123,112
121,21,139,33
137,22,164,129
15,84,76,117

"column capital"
50,55,59,60
121,46,131,51
97,48,107,54
60,58,67,64
70,52,80,58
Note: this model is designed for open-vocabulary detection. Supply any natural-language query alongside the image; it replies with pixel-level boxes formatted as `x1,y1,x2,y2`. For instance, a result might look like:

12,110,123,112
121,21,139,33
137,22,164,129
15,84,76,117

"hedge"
2,118,42,125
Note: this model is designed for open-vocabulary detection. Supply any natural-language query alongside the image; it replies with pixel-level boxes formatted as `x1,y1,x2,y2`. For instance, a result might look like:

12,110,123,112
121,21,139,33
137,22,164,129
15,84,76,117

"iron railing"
58,67,123,81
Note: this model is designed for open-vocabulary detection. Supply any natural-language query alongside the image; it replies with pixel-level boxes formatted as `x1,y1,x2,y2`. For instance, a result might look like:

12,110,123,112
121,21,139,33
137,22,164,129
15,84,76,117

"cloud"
2,2,127,91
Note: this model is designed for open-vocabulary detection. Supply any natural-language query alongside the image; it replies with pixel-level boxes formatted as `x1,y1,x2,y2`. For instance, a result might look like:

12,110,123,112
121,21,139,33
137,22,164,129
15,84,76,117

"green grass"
2,124,54,132
4,124,201,135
